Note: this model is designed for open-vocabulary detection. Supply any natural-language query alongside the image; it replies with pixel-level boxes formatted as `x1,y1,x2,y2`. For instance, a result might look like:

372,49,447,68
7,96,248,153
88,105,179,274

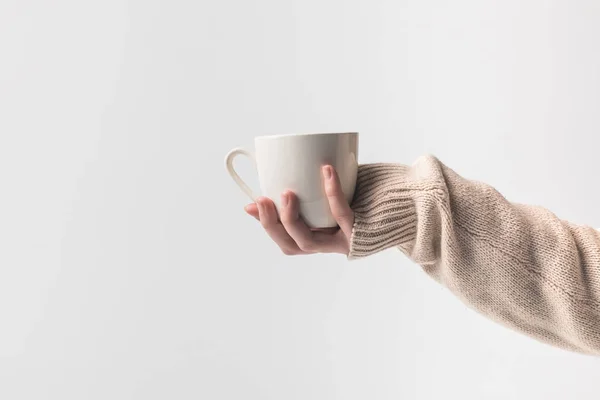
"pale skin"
244,165,353,255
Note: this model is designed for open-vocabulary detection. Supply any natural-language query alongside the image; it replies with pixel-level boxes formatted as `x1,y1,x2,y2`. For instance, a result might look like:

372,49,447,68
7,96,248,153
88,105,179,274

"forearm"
349,155,600,354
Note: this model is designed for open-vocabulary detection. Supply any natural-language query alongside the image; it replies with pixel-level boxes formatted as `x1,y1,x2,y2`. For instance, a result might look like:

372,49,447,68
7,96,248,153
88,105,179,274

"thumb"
322,165,355,236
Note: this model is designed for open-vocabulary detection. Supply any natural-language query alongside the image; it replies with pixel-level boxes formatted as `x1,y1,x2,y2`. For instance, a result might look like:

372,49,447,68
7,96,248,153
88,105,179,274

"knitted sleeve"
349,155,600,355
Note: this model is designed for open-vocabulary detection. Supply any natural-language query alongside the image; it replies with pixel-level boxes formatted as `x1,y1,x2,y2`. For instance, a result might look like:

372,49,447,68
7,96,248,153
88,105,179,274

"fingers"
313,229,350,255
279,191,345,254
255,197,303,256
244,203,259,221
311,227,339,234
244,170,353,256
322,165,355,236
279,191,317,253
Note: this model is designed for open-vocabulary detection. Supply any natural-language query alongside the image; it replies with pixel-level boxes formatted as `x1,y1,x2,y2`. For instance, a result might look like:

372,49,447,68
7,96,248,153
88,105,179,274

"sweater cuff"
348,164,419,259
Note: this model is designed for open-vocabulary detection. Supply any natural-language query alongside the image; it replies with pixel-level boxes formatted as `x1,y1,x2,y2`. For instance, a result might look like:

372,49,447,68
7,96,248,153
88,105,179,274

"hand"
244,165,354,255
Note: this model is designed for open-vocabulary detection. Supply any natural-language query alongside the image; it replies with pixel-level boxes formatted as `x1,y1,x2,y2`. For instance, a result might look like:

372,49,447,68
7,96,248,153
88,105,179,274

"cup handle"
225,148,258,201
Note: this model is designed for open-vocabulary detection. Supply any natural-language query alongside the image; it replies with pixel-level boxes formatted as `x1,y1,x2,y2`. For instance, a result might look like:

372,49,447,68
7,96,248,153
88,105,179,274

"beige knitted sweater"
349,155,600,355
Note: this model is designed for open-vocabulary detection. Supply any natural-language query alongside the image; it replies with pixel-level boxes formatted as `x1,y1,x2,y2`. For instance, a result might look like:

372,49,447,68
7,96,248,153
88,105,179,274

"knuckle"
325,185,339,196
297,241,317,253
333,208,352,217
279,213,294,225
327,195,345,208
335,213,353,224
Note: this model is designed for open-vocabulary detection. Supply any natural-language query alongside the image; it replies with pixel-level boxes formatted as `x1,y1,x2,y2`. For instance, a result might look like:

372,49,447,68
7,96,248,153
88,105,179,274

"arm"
350,155,600,354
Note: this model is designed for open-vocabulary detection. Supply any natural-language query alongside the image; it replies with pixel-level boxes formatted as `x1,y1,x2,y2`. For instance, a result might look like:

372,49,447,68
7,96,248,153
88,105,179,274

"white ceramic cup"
225,132,359,228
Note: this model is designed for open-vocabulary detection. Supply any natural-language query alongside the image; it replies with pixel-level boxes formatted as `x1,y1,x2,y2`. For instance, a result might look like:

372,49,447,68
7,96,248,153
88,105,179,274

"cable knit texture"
349,155,600,355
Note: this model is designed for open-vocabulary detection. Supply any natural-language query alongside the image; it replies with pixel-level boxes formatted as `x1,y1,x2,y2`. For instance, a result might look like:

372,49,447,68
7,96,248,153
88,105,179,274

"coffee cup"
225,132,359,228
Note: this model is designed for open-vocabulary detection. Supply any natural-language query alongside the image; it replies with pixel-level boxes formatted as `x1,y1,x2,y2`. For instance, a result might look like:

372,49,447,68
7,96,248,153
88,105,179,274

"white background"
2,0,600,399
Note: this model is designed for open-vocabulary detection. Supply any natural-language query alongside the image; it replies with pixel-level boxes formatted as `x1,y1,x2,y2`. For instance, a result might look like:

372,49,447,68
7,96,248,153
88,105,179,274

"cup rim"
255,131,358,140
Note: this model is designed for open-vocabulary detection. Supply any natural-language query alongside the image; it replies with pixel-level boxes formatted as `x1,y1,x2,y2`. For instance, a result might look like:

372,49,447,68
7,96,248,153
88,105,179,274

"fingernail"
323,166,332,179
281,192,289,207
